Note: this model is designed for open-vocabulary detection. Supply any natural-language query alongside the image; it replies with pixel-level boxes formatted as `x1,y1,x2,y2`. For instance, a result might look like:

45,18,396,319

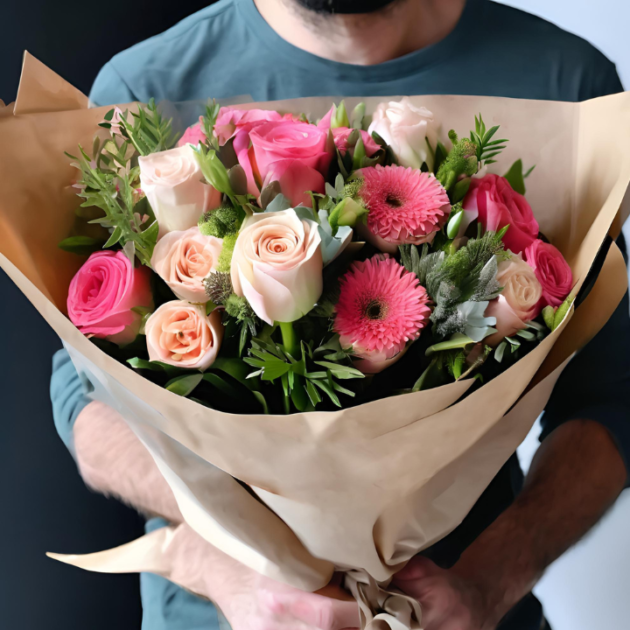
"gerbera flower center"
364,298,388,320
386,194,403,208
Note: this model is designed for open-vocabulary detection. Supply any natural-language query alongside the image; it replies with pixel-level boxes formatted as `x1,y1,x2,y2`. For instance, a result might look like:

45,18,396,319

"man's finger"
393,555,440,582
278,592,360,630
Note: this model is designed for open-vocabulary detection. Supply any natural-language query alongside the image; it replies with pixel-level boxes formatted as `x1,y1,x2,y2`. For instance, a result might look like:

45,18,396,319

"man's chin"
292,0,400,15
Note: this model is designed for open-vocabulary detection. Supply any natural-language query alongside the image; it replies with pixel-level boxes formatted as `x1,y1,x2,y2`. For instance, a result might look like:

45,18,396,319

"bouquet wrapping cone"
2,53,630,629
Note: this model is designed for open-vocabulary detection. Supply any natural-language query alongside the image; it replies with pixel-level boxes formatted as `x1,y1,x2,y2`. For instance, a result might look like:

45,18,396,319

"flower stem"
279,321,299,358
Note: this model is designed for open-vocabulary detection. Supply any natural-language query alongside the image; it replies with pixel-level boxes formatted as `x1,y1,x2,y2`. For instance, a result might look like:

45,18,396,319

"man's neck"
253,0,467,66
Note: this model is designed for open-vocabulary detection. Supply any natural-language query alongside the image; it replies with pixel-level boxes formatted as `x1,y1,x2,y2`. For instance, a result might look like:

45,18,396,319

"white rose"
368,97,438,170
139,145,221,237
151,226,223,303
231,209,323,325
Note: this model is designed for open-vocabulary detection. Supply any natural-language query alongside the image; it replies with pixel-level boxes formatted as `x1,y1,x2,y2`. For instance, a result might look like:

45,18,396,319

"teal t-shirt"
51,2,628,629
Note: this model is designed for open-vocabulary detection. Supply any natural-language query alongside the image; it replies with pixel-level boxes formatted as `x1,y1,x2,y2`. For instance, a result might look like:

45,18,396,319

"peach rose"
231,208,323,325
139,145,221,237
483,254,543,347
145,301,223,369
151,227,223,303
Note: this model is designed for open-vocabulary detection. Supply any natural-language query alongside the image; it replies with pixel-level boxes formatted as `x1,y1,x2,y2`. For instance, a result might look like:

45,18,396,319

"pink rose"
214,107,285,146
484,296,528,347
145,301,223,370
177,118,206,147
463,175,539,254
151,227,223,303
235,120,333,207
332,127,381,157
496,254,543,321
68,251,153,345
525,239,573,307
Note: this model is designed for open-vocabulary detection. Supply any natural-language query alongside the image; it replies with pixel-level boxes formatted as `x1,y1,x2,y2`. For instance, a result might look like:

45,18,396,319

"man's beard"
293,0,400,14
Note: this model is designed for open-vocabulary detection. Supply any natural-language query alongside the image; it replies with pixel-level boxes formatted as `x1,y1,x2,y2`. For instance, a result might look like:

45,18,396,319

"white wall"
495,3,630,628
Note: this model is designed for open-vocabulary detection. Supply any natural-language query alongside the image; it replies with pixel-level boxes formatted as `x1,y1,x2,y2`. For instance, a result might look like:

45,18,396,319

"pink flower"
151,227,223,303
237,120,333,207
358,165,451,253
177,118,206,147
68,251,153,345
496,254,543,321
145,302,223,370
214,107,285,146
525,239,573,307
332,127,381,157
334,256,431,374
463,175,539,254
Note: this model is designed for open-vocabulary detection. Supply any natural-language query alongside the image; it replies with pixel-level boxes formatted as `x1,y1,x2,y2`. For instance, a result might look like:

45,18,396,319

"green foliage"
66,145,159,266
470,114,508,167
109,100,177,156
436,130,478,195
243,335,363,411
201,100,221,150
217,232,238,273
198,204,244,238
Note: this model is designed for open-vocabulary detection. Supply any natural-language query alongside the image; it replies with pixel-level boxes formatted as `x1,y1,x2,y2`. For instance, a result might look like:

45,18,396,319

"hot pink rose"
214,107,285,146
332,127,381,157
463,174,539,254
68,251,153,345
525,239,573,307
145,301,223,370
235,120,333,207
177,118,206,147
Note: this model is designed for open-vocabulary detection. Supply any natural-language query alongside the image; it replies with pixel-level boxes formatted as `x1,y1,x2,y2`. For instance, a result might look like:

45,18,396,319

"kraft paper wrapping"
2,55,630,628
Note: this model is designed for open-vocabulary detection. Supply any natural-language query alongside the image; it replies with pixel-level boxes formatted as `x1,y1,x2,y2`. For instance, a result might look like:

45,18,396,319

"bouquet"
61,98,575,410
2,57,629,629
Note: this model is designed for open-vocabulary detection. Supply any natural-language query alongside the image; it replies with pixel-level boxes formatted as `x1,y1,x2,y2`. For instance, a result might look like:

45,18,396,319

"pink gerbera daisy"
334,256,432,374
359,165,450,251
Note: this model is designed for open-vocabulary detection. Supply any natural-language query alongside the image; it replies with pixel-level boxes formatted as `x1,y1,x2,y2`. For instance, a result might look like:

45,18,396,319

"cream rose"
139,145,221,236
368,98,438,171
151,227,223,303
145,301,223,369
231,209,323,325
484,255,543,346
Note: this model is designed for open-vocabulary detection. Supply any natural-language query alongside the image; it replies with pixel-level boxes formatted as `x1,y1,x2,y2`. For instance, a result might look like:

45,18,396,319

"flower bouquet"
1,56,629,629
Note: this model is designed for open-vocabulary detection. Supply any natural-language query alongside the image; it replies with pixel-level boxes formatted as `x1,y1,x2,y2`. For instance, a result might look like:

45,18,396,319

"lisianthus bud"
328,197,368,234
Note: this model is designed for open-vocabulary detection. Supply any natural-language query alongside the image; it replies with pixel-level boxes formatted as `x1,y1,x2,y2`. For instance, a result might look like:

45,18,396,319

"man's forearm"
452,419,626,626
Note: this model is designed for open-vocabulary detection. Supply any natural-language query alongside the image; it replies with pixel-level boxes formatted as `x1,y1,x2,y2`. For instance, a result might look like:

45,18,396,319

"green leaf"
425,333,475,356
516,329,536,341
312,378,341,407
210,357,251,386
261,359,292,381
313,361,364,380
166,373,203,397
252,390,269,414
503,159,526,195
127,357,164,372
524,165,536,178
203,372,241,398
58,236,106,256
494,341,507,363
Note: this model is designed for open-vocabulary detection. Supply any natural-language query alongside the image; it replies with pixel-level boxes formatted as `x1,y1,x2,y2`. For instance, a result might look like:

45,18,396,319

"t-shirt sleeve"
591,60,624,98
540,235,630,487
50,348,91,460
89,61,136,107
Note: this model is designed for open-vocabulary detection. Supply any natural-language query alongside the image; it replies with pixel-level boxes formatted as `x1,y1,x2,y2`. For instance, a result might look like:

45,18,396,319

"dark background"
1,1,214,628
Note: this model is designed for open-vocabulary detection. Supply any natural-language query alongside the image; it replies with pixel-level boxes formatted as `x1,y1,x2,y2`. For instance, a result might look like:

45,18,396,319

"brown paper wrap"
2,55,629,628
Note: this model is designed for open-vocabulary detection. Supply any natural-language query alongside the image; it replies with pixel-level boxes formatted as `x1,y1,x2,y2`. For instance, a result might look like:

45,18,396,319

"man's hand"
393,556,493,630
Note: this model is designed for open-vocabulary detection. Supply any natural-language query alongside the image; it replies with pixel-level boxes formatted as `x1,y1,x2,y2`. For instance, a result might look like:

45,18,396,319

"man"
52,1,630,629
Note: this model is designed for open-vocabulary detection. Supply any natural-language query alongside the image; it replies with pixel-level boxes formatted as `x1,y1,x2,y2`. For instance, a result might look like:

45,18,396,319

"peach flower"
151,227,223,303
145,301,223,370
230,208,323,325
